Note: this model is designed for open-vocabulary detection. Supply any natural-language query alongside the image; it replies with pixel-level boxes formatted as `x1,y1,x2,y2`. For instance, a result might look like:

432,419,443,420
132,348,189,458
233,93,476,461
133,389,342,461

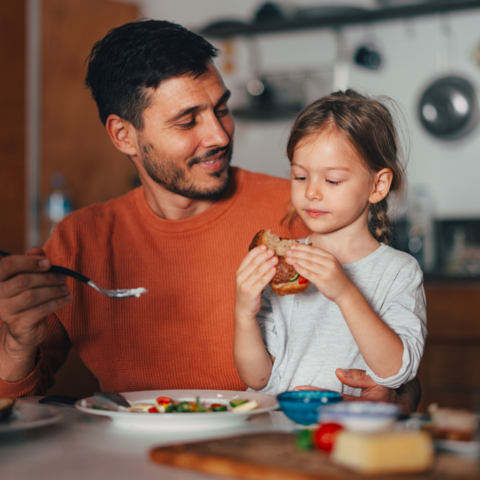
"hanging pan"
418,75,478,141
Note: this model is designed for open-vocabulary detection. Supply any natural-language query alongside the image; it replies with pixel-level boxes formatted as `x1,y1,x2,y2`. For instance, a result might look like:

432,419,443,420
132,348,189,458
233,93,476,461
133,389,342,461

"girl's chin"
300,216,342,235
300,213,328,225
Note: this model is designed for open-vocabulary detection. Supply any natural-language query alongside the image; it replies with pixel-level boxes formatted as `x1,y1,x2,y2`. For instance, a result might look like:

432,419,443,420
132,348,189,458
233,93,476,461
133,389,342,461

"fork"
94,392,132,408
0,249,148,299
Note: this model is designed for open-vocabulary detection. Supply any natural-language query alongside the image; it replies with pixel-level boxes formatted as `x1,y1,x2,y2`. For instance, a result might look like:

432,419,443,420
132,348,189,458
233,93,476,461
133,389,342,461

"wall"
39,0,139,244
121,0,480,219
0,1,26,254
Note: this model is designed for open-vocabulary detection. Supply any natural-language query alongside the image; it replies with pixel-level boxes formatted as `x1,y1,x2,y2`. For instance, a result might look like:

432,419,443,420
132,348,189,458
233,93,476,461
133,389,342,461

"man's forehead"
151,64,227,113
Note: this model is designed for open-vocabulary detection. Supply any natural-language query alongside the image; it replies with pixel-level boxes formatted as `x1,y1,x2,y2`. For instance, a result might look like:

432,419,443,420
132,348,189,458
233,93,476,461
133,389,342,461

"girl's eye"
294,176,307,181
326,179,341,185
178,118,196,129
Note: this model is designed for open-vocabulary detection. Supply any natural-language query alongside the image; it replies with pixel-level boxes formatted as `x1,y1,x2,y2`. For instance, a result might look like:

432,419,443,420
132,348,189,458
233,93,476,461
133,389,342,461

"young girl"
234,90,427,397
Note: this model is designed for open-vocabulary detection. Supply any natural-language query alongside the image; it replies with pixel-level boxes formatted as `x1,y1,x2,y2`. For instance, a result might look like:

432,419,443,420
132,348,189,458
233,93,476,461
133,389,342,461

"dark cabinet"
418,283,480,412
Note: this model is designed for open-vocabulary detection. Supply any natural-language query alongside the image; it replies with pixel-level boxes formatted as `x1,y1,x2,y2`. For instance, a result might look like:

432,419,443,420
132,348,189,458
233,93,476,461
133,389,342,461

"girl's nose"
306,184,323,201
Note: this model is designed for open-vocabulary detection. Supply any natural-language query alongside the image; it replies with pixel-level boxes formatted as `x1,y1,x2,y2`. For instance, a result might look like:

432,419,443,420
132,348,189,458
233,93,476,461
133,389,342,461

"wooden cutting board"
150,432,479,480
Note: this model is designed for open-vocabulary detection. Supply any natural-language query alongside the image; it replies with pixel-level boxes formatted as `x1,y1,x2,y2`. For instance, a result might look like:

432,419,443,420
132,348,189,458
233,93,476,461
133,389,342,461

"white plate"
75,389,278,430
435,439,480,457
0,404,62,433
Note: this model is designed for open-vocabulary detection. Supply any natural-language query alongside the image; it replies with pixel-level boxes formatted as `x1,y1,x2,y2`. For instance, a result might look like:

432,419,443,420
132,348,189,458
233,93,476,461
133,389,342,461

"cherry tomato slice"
314,423,344,454
148,406,158,413
298,275,308,284
156,396,173,405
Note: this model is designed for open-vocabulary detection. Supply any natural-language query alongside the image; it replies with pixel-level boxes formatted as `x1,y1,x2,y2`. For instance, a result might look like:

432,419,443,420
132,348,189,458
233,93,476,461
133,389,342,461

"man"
0,20,420,410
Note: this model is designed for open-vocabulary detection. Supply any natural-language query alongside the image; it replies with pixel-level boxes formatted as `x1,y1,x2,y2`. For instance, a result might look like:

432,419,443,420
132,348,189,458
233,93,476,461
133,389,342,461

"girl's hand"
285,244,354,304
235,245,278,320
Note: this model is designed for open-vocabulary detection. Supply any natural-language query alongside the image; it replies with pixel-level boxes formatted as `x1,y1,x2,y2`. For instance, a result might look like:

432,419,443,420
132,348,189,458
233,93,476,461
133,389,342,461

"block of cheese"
332,430,434,475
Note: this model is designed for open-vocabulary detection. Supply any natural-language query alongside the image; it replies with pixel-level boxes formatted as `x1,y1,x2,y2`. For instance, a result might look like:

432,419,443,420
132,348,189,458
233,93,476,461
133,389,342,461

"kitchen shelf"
424,274,480,284
200,1,480,39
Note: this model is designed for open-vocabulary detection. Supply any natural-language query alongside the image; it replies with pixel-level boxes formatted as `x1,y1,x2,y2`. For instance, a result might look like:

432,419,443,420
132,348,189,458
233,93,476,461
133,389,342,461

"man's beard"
139,138,232,200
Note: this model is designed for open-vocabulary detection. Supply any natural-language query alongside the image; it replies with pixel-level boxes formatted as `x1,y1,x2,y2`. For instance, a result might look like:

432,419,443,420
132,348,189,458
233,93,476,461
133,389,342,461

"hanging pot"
417,75,478,141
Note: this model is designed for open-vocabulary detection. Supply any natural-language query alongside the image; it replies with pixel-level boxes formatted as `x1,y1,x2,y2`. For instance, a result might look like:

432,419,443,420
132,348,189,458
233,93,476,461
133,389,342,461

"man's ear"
369,168,393,205
105,114,138,156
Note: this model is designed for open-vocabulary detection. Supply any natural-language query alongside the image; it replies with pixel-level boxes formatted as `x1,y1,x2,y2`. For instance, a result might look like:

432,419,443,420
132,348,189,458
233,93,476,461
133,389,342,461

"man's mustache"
188,146,229,167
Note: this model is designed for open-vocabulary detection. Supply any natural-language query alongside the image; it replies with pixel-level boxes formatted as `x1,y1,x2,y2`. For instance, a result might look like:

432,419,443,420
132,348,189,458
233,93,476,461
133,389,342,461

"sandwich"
249,230,310,296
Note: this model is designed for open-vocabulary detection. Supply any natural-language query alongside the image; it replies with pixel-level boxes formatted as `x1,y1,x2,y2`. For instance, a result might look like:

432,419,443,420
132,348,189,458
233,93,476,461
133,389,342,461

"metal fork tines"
94,392,131,408
0,249,148,300
87,282,148,299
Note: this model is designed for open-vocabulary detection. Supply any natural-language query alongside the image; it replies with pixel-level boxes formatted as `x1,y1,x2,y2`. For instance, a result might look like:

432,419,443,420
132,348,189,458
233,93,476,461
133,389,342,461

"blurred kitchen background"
1,0,480,411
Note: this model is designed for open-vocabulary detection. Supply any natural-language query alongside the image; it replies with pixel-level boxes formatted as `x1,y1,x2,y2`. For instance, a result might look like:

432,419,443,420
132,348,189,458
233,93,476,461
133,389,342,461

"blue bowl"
277,390,342,425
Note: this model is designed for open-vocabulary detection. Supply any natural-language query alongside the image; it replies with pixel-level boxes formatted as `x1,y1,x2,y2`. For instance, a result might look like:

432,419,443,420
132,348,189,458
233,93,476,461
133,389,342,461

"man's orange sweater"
0,168,309,396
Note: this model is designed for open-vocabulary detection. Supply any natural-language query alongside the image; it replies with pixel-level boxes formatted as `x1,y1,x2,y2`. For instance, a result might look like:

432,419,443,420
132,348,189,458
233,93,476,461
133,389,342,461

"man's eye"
178,119,196,129
216,108,230,118
326,179,341,185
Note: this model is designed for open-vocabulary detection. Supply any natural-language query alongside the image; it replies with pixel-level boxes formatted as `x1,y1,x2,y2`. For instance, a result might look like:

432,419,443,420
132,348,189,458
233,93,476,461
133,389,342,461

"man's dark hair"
85,20,219,129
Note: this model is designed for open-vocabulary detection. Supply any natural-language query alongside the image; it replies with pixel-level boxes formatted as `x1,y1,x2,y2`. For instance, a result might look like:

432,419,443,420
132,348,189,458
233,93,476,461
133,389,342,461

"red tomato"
156,396,173,405
298,276,308,284
314,423,344,454
209,403,224,408
148,406,158,413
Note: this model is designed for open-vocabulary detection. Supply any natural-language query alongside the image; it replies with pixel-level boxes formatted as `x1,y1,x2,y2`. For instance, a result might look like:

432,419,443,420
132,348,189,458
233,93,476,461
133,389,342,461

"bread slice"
249,230,310,296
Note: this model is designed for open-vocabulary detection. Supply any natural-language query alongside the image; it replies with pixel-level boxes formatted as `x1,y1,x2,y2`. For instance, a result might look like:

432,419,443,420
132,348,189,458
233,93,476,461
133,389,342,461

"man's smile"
191,147,229,172
195,151,224,170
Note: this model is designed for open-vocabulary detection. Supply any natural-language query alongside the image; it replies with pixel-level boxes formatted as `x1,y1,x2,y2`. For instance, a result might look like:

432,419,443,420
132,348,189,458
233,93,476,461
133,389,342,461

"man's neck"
141,175,219,221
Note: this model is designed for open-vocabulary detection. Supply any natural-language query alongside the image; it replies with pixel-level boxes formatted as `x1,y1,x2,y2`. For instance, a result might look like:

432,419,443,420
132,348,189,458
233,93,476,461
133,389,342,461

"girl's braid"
369,199,390,244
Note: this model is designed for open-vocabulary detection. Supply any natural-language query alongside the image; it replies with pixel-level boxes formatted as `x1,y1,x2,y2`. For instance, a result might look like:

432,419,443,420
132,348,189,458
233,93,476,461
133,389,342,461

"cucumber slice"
289,273,299,282
231,400,258,412
230,399,248,408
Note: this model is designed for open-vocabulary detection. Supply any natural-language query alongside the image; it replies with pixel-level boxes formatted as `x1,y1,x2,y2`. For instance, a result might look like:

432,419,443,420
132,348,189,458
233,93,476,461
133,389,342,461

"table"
1,397,479,479
0,396,295,480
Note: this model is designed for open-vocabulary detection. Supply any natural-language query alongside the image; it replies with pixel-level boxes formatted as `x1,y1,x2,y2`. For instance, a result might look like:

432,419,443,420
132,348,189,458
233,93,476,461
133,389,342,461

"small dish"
434,439,480,457
319,401,400,433
0,404,62,433
277,390,342,426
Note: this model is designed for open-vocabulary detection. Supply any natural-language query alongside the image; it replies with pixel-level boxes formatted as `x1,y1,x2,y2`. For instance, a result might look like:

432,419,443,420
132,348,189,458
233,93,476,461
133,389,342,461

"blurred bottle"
406,186,436,272
44,172,74,236
446,227,466,275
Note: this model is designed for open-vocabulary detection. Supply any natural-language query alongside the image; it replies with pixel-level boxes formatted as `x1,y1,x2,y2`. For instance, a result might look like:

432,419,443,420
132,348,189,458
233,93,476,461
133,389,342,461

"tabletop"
0,396,296,480
1,397,479,480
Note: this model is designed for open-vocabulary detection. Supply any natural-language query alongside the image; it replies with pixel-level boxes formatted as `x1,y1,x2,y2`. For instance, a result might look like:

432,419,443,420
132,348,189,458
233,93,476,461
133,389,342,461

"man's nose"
203,114,230,147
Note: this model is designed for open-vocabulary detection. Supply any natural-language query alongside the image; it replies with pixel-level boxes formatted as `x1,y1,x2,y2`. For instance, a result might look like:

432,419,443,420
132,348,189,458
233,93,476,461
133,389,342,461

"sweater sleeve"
365,261,427,389
0,313,71,397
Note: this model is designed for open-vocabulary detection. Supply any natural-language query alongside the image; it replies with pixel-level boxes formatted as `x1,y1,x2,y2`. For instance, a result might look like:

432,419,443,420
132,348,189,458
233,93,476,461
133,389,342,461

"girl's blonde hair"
284,89,406,244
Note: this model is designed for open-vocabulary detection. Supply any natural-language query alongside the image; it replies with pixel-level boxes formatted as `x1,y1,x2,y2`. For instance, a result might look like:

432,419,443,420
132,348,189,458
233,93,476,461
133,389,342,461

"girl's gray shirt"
253,242,427,397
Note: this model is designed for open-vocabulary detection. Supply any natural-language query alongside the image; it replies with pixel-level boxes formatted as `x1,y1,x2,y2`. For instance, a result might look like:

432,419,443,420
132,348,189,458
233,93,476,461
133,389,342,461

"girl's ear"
369,168,393,204
105,114,139,157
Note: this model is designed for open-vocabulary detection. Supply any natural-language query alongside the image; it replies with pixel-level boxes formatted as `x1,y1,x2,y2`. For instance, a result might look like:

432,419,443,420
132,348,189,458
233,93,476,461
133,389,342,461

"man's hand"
0,247,73,382
294,368,421,413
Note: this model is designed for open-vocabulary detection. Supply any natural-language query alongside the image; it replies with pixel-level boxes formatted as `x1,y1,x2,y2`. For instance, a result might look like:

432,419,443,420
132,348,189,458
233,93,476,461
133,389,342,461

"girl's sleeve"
256,287,280,358
365,260,427,389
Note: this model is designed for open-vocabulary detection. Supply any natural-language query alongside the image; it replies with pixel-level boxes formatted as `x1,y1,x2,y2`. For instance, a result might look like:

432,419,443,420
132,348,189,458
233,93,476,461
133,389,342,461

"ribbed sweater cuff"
0,360,42,398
